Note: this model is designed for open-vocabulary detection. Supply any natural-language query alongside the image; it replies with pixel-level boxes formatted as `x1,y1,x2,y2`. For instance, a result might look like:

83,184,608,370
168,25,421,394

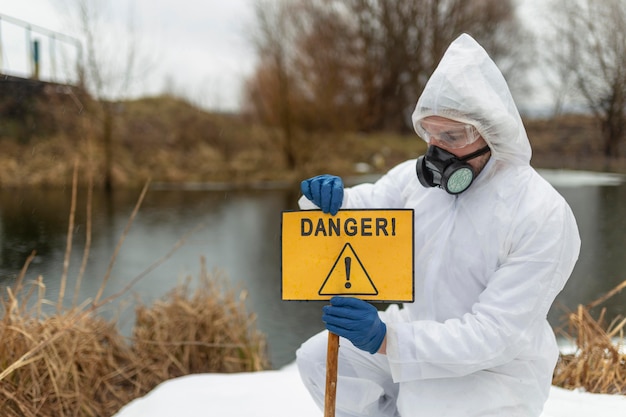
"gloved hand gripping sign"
300,174,344,215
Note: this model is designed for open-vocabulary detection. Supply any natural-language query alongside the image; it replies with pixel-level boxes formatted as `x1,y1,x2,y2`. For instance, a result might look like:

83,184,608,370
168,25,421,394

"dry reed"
553,279,626,394
0,166,270,416
132,260,269,386
0,297,139,417
0,264,268,417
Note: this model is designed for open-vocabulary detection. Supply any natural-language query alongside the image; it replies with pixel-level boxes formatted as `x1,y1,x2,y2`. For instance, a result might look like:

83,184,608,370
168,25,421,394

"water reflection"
0,189,72,272
549,183,626,326
0,172,625,369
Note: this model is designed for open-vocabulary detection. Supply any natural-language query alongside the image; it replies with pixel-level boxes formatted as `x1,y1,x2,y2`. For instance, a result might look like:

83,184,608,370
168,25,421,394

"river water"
0,169,625,369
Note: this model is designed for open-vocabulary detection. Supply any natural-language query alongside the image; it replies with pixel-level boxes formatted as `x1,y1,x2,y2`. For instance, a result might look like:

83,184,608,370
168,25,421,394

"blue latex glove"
322,296,386,354
300,175,344,215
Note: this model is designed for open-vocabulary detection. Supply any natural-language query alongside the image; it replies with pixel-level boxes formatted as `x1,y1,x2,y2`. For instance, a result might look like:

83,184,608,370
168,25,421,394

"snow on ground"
112,362,626,417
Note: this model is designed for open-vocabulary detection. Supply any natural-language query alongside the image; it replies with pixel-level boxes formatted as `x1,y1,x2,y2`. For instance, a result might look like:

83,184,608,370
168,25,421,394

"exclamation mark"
344,257,352,289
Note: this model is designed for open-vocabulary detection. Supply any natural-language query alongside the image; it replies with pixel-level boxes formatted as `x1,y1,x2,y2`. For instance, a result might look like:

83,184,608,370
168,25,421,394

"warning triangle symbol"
319,243,378,296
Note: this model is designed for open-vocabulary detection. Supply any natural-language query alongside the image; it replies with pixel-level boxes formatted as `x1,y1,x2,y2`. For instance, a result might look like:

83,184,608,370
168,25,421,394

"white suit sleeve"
385,200,580,382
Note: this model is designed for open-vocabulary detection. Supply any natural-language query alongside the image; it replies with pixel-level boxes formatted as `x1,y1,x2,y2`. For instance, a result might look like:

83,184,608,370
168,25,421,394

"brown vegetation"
0,85,431,188
1,90,626,190
0,260,268,417
0,169,268,416
553,279,626,394
247,0,529,133
245,0,530,168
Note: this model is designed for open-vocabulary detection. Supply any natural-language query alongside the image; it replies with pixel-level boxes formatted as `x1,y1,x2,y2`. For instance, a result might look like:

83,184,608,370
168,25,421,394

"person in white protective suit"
295,33,581,417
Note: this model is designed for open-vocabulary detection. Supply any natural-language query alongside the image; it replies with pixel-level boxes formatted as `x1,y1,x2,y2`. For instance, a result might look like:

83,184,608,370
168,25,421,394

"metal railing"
0,13,82,84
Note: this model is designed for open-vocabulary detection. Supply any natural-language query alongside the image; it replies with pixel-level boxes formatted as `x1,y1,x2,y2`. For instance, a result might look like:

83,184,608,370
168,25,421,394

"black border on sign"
280,208,415,303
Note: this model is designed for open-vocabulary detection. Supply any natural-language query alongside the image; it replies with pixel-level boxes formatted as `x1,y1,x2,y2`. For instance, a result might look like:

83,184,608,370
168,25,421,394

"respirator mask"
414,117,490,194
416,145,491,194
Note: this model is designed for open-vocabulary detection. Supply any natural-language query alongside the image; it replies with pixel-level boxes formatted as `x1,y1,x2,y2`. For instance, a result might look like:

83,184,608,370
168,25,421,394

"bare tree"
545,0,626,158
246,0,531,135
58,0,153,191
246,0,300,170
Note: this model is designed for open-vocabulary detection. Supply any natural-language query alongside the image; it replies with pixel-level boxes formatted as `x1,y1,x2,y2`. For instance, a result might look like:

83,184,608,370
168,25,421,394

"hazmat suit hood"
412,33,531,166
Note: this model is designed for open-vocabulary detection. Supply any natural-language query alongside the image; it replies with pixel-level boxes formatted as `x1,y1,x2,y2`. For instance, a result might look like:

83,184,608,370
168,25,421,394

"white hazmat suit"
296,34,581,416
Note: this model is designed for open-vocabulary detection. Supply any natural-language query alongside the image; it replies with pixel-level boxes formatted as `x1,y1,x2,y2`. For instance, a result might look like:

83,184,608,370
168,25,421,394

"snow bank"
112,362,626,417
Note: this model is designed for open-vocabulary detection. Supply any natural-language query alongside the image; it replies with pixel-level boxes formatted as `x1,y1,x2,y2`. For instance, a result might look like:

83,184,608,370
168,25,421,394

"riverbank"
1,94,625,189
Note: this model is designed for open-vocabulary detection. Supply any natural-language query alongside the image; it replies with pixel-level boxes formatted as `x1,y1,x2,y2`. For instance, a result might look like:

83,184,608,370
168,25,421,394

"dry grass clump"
0,297,139,416
0,262,269,417
553,279,626,394
132,259,269,386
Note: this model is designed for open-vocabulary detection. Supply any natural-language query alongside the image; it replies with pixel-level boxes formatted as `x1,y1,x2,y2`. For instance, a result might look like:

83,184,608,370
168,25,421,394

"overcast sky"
1,0,547,113
1,0,257,111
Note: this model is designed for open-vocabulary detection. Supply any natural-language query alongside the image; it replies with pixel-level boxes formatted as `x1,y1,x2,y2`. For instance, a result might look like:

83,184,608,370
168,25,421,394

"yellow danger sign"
281,209,414,302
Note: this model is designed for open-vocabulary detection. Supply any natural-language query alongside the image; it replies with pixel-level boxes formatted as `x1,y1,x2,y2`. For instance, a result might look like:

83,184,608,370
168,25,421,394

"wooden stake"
324,332,340,417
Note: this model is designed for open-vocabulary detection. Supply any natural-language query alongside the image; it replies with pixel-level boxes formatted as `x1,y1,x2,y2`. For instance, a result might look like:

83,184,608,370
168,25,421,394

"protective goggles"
416,118,480,149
